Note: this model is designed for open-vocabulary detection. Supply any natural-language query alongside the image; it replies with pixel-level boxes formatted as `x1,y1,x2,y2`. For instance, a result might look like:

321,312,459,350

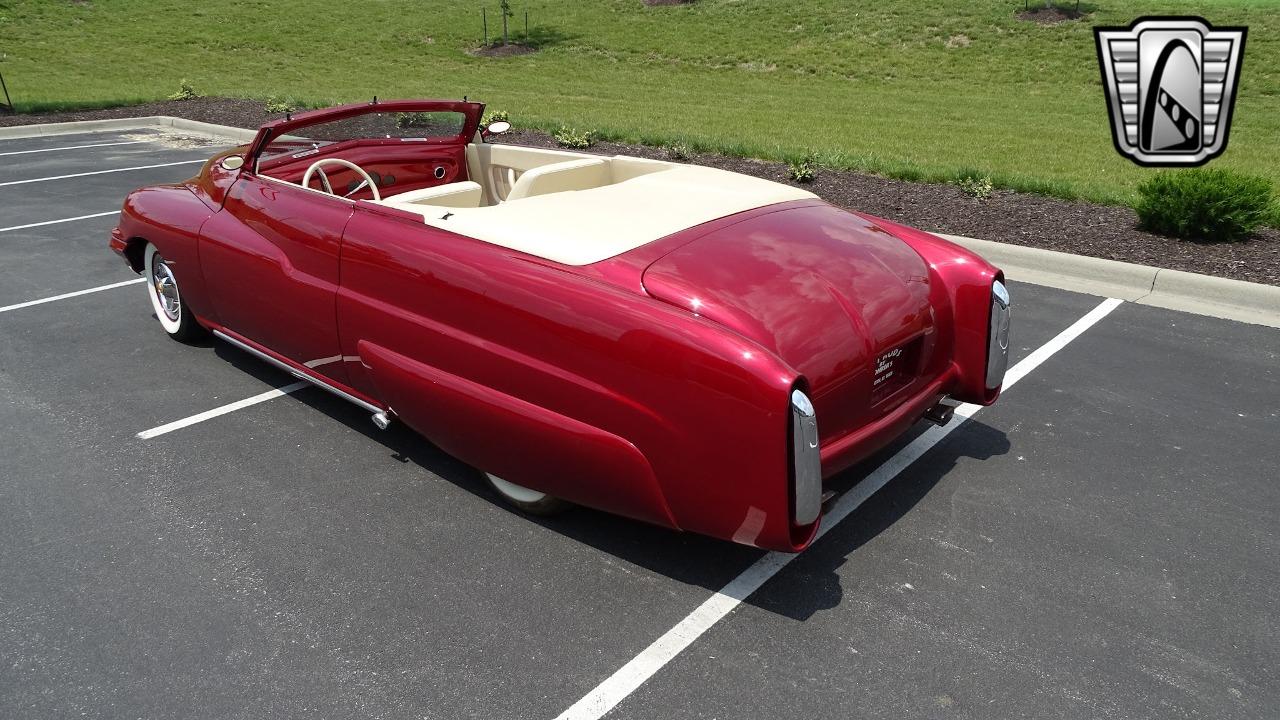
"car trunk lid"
640,203,940,444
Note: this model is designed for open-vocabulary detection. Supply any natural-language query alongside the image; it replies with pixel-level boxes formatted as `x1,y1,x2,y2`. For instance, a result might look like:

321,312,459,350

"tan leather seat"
387,181,483,208
504,158,609,202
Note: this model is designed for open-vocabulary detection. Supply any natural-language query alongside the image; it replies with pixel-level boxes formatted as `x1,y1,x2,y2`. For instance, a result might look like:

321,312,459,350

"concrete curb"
0,115,257,143
162,117,258,143
939,235,1159,301
941,233,1280,329
0,117,1274,329
1142,268,1280,329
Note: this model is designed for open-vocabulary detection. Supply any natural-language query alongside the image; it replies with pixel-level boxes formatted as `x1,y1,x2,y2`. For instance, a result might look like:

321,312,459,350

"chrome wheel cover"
150,255,181,322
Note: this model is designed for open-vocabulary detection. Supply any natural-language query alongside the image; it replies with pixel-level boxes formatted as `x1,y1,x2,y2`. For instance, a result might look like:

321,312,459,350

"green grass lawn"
1,0,1277,207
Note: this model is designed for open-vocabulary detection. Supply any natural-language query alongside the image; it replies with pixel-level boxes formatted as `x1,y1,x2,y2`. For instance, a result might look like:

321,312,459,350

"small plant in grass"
663,142,692,161
482,108,509,126
554,126,594,149
787,153,818,183
264,96,292,114
957,174,994,200
1135,169,1275,243
167,79,200,101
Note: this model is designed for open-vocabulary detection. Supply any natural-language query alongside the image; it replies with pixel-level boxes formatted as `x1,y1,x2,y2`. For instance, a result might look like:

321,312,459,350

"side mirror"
484,120,511,136
220,155,245,170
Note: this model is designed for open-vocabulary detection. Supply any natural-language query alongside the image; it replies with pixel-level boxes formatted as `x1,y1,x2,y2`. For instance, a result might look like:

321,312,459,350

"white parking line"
0,277,146,314
0,210,118,234
552,296,1125,720
0,140,147,157
136,381,310,440
0,159,205,187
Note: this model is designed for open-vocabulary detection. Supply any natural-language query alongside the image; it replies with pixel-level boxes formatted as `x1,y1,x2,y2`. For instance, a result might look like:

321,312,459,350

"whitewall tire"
143,242,205,342
484,472,569,516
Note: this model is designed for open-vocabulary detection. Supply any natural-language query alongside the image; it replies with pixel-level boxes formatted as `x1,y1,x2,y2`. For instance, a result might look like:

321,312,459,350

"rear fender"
854,214,1001,404
357,340,679,529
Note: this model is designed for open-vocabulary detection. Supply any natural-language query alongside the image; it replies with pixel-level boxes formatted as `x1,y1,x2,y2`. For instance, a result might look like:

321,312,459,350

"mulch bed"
0,97,281,131
4,97,1277,286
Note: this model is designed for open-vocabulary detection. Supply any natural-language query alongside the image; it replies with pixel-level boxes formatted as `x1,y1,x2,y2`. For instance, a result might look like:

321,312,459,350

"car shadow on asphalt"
265,372,1010,621
752,420,1011,620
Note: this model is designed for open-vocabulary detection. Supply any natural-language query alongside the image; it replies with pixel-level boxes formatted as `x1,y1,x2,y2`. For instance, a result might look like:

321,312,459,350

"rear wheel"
484,472,569,516
143,242,205,343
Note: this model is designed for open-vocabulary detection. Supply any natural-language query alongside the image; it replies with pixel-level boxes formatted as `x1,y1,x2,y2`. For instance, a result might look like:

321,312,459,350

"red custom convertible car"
111,99,1010,552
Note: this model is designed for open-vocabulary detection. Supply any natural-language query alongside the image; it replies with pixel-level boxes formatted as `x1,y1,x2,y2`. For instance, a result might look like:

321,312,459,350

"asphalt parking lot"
1,128,1277,720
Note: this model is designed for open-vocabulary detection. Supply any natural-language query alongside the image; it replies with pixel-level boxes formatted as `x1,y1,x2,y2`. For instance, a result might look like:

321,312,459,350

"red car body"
111,99,1009,552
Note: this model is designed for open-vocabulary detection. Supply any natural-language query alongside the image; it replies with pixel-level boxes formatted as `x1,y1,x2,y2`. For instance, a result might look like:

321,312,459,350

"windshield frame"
245,99,485,174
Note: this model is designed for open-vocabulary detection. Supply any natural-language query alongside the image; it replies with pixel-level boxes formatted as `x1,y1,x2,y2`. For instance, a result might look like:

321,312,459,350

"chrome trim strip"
213,330,383,415
790,389,823,526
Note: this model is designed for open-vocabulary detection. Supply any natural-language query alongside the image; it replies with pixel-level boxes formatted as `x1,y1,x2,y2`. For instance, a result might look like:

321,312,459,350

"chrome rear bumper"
790,389,822,526
986,280,1012,390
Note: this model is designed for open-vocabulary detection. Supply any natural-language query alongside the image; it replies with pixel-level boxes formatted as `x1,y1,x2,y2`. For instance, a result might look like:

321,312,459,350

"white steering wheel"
301,158,381,201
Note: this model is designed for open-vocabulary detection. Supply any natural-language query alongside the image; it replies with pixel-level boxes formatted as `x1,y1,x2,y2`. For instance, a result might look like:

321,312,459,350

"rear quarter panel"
337,205,811,550
855,213,1002,405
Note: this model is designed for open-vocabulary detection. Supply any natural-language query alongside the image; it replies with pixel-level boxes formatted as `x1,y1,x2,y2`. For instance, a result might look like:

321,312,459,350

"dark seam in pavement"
1134,268,1161,303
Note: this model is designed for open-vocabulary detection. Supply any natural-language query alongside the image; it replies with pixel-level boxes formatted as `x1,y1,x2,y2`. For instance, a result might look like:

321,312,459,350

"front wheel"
484,473,569,516
143,242,205,342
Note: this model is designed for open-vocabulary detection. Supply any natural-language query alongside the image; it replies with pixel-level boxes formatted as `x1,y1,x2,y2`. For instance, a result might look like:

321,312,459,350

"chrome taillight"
790,389,822,526
986,280,1012,390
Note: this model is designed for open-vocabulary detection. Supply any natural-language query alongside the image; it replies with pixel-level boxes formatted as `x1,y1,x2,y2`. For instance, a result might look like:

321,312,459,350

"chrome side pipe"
211,330,393,428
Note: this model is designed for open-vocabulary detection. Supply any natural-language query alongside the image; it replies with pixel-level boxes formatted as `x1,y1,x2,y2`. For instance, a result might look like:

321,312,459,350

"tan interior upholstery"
609,156,670,183
467,144,598,204
464,145,486,202
386,158,818,265
504,158,610,202
359,143,817,265
387,181,483,208
471,144,595,171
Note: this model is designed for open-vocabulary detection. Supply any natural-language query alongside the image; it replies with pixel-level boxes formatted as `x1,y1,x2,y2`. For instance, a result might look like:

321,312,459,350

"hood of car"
641,203,938,437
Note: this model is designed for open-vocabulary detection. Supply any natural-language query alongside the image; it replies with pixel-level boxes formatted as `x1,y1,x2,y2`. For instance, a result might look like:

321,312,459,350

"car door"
197,100,484,386
198,176,353,385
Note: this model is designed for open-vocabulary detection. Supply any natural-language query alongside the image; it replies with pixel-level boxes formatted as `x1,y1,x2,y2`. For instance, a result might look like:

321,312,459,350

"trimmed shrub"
1136,168,1275,243
167,79,200,101
554,126,594,149
482,109,510,125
